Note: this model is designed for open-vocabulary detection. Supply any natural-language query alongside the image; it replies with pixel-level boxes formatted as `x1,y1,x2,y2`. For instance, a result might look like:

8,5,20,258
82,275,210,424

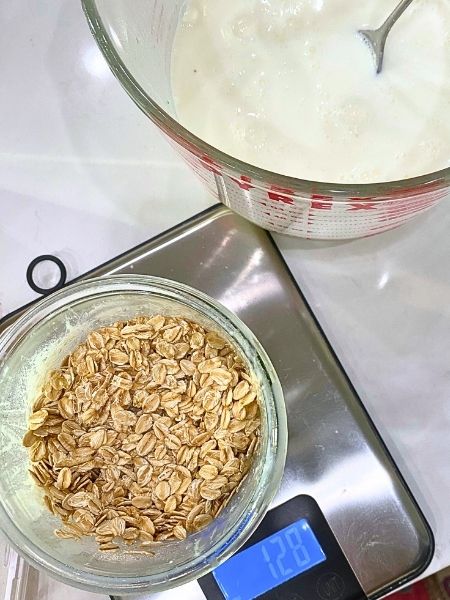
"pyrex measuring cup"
82,0,450,240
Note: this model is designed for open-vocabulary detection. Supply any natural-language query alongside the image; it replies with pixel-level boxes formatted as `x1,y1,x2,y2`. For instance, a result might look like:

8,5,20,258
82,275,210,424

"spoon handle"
381,0,415,38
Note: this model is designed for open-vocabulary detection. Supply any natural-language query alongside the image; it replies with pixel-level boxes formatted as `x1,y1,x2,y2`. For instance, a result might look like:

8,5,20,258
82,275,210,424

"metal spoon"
359,0,415,74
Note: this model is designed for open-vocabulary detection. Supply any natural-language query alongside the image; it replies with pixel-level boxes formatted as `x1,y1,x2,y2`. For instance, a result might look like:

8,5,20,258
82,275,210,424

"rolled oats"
24,315,260,553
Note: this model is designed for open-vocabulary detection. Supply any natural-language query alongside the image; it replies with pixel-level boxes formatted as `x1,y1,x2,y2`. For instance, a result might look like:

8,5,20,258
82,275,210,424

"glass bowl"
0,275,287,595
81,0,450,240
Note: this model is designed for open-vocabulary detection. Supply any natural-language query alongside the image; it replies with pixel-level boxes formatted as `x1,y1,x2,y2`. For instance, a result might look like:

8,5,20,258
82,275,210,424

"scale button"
316,572,346,600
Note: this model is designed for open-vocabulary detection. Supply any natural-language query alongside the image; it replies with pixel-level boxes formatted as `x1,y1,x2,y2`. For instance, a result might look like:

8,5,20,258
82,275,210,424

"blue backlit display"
212,519,326,600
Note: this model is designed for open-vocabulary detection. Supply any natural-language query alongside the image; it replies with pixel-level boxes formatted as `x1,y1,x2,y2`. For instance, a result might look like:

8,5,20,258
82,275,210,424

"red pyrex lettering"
311,200,333,210
201,155,222,175
268,185,295,205
347,202,378,211
230,175,254,191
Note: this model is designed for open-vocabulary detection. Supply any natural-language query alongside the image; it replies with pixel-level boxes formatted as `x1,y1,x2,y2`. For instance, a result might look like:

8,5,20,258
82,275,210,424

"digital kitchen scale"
1,206,433,600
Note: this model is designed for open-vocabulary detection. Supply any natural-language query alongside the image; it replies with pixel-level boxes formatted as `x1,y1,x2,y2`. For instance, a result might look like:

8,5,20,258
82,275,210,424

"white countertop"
1,2,449,598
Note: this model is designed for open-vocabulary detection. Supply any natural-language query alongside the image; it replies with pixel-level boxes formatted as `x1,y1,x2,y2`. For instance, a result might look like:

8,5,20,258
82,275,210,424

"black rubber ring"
26,255,67,295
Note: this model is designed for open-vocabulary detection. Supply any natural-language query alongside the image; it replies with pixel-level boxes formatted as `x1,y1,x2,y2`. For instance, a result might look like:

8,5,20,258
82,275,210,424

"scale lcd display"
212,518,326,600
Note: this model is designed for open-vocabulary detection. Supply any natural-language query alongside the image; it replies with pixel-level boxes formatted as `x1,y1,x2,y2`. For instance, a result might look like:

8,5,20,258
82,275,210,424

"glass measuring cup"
82,0,450,239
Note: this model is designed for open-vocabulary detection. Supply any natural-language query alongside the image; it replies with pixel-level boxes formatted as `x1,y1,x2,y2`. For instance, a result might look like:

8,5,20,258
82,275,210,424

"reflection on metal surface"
378,271,390,290
0,206,433,600
218,248,279,314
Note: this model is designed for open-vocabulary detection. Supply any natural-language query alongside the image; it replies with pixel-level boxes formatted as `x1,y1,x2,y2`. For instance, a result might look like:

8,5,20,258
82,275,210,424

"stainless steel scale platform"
0,206,433,600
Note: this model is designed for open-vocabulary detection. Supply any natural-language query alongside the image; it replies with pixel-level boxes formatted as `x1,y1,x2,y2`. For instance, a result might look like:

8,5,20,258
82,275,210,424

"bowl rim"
81,0,450,199
0,275,287,594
